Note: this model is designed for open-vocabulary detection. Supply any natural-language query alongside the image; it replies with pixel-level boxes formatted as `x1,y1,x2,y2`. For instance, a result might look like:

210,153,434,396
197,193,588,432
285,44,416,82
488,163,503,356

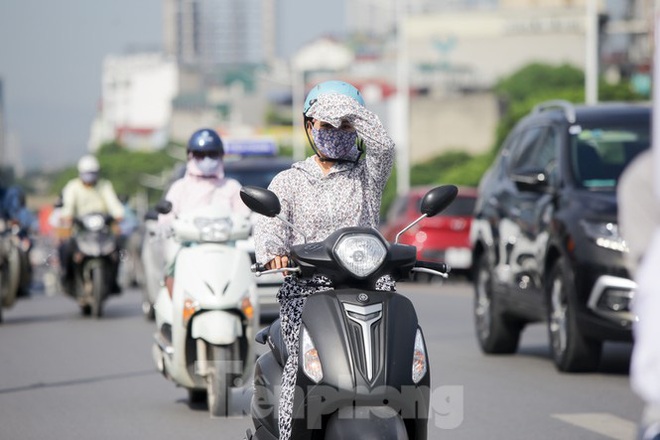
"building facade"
163,0,275,67
88,53,179,151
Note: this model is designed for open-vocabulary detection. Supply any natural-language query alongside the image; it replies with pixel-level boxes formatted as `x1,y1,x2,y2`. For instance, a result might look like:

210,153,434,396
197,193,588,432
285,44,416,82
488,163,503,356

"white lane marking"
552,413,637,440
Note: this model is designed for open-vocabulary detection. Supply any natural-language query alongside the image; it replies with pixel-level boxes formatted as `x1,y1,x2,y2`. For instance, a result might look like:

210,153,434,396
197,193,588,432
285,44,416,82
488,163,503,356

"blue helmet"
303,80,365,115
187,128,224,156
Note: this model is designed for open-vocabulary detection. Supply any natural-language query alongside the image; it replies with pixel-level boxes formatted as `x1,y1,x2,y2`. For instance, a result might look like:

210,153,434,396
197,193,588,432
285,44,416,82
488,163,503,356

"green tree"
493,62,644,154
380,62,645,216
50,141,179,203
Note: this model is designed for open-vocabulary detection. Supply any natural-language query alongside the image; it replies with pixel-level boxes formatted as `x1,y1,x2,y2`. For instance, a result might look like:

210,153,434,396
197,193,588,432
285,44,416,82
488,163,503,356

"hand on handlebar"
266,255,290,276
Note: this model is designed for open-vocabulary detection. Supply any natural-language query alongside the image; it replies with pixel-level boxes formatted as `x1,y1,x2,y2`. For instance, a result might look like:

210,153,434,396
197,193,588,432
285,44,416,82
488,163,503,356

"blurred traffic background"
0,0,652,302
0,0,654,438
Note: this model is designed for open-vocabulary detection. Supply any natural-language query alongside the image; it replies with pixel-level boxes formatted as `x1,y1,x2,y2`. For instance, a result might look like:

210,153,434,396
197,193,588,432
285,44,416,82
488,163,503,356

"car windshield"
571,122,650,190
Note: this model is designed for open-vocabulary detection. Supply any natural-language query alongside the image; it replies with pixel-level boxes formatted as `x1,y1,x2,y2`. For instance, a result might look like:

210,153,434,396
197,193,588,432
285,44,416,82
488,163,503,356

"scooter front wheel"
206,343,231,417
90,264,108,318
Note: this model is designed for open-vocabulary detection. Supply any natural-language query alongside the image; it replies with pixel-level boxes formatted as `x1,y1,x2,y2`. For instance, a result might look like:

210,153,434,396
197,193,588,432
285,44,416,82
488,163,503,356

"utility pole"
395,0,410,196
585,0,599,104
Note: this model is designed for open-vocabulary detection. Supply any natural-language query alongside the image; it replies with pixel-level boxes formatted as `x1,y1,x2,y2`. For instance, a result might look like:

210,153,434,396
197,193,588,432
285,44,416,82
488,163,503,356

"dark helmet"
187,128,224,156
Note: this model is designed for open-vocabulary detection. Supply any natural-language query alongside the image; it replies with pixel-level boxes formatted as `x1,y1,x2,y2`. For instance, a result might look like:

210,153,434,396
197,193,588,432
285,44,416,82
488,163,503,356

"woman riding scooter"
154,127,256,416
253,80,395,439
159,128,251,293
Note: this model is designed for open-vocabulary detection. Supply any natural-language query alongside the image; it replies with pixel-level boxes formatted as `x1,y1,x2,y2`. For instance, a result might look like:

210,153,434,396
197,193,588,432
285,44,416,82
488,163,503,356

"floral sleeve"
254,171,292,265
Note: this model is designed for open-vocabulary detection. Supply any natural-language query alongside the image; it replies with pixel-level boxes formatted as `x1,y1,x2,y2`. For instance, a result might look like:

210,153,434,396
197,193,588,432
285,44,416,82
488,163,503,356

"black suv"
470,100,651,372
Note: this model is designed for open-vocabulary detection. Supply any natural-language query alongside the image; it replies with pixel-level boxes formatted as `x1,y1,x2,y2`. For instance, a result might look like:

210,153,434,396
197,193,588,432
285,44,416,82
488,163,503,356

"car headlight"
333,234,387,278
580,220,628,252
301,326,323,383
194,218,231,241
412,328,428,384
82,214,106,231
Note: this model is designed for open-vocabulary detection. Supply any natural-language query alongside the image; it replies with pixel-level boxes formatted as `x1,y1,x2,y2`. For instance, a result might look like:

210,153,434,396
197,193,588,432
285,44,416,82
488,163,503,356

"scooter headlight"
301,326,323,383
333,234,387,278
194,218,232,242
412,328,428,384
82,214,106,232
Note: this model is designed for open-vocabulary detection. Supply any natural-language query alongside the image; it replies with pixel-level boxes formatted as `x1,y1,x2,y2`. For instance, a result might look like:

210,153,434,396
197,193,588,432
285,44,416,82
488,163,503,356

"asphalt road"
0,279,643,439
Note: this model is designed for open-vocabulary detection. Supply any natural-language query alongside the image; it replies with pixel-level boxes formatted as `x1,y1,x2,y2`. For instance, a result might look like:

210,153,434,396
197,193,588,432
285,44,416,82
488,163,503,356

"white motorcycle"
151,201,259,417
140,209,164,320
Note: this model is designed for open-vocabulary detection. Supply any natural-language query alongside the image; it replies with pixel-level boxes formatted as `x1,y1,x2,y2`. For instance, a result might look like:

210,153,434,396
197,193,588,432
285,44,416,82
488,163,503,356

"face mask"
312,128,359,161
193,157,221,176
80,172,98,185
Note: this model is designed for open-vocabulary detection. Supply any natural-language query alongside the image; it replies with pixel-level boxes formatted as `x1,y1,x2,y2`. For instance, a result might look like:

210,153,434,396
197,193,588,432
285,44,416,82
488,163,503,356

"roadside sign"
224,138,277,156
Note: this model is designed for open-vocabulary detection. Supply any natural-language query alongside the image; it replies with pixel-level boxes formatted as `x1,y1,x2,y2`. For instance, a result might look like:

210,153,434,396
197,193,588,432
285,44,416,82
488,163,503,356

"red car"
380,186,477,276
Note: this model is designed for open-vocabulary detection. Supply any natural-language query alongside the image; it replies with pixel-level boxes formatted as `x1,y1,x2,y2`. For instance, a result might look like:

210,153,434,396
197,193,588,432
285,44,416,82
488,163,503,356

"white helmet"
77,155,100,174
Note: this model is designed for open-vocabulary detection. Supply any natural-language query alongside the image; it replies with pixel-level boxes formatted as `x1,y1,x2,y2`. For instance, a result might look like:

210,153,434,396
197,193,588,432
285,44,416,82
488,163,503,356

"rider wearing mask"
59,154,125,293
253,80,395,439
158,128,250,295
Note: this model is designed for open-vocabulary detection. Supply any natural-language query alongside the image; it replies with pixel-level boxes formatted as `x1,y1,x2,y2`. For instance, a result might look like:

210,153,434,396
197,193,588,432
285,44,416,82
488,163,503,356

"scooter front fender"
324,407,409,439
191,310,242,345
153,287,172,327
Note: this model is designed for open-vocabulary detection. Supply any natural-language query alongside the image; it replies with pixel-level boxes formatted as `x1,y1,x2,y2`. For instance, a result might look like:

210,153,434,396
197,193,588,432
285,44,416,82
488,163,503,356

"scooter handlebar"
251,263,267,273
250,263,301,277
411,261,451,279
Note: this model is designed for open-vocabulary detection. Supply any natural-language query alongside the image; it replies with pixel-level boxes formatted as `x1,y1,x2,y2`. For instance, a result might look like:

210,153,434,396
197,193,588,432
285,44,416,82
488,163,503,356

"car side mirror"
511,170,550,193
155,199,173,214
240,186,281,218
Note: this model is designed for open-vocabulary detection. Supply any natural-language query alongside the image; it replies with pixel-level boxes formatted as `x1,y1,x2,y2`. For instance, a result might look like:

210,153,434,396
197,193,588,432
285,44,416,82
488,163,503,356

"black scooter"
240,185,458,440
66,212,120,317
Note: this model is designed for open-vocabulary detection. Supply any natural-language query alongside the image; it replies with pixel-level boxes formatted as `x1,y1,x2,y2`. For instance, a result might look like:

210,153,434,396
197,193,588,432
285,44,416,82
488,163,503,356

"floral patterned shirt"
254,93,395,265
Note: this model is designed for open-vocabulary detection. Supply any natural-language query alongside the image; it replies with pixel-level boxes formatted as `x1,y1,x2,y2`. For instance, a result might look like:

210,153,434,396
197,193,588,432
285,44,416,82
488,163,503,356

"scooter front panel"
289,289,430,438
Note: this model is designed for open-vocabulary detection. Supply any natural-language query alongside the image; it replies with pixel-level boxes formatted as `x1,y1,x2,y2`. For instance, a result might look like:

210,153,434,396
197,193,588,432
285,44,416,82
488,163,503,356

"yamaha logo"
357,293,369,303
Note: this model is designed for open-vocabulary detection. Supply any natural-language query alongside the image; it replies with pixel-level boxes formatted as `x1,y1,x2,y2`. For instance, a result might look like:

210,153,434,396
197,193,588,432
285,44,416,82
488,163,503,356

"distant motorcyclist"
59,154,125,293
1,185,37,297
158,128,250,296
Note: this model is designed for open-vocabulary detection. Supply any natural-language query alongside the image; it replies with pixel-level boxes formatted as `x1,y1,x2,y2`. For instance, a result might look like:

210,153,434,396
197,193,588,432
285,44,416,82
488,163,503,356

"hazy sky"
0,0,345,171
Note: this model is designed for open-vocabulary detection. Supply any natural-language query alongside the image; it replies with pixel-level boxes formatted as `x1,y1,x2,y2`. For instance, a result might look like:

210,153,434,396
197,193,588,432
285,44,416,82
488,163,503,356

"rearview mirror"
155,199,172,215
395,185,459,244
240,186,281,217
420,185,458,217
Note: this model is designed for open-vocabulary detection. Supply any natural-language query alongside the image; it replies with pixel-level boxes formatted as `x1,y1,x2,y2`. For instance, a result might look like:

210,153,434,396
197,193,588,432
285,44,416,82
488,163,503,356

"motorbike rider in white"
158,128,251,296
253,80,395,440
59,155,125,293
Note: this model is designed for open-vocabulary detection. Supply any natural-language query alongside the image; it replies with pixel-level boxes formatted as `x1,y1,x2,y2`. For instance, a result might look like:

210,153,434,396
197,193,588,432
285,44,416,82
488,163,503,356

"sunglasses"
190,151,221,159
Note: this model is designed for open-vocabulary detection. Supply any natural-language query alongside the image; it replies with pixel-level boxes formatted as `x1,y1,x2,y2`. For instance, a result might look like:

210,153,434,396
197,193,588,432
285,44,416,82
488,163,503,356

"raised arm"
306,93,395,191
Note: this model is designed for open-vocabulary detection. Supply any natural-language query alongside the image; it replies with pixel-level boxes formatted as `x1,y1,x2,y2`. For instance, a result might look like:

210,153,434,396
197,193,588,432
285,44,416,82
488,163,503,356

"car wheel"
473,252,522,354
546,258,602,372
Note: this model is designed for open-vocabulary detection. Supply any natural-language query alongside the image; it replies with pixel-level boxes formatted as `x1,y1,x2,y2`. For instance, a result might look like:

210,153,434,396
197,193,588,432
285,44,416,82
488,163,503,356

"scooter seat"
255,319,289,368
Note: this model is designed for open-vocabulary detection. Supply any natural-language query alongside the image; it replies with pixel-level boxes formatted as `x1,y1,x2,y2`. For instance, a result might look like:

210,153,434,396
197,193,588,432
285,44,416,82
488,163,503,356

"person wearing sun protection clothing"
158,128,250,295
253,80,395,439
